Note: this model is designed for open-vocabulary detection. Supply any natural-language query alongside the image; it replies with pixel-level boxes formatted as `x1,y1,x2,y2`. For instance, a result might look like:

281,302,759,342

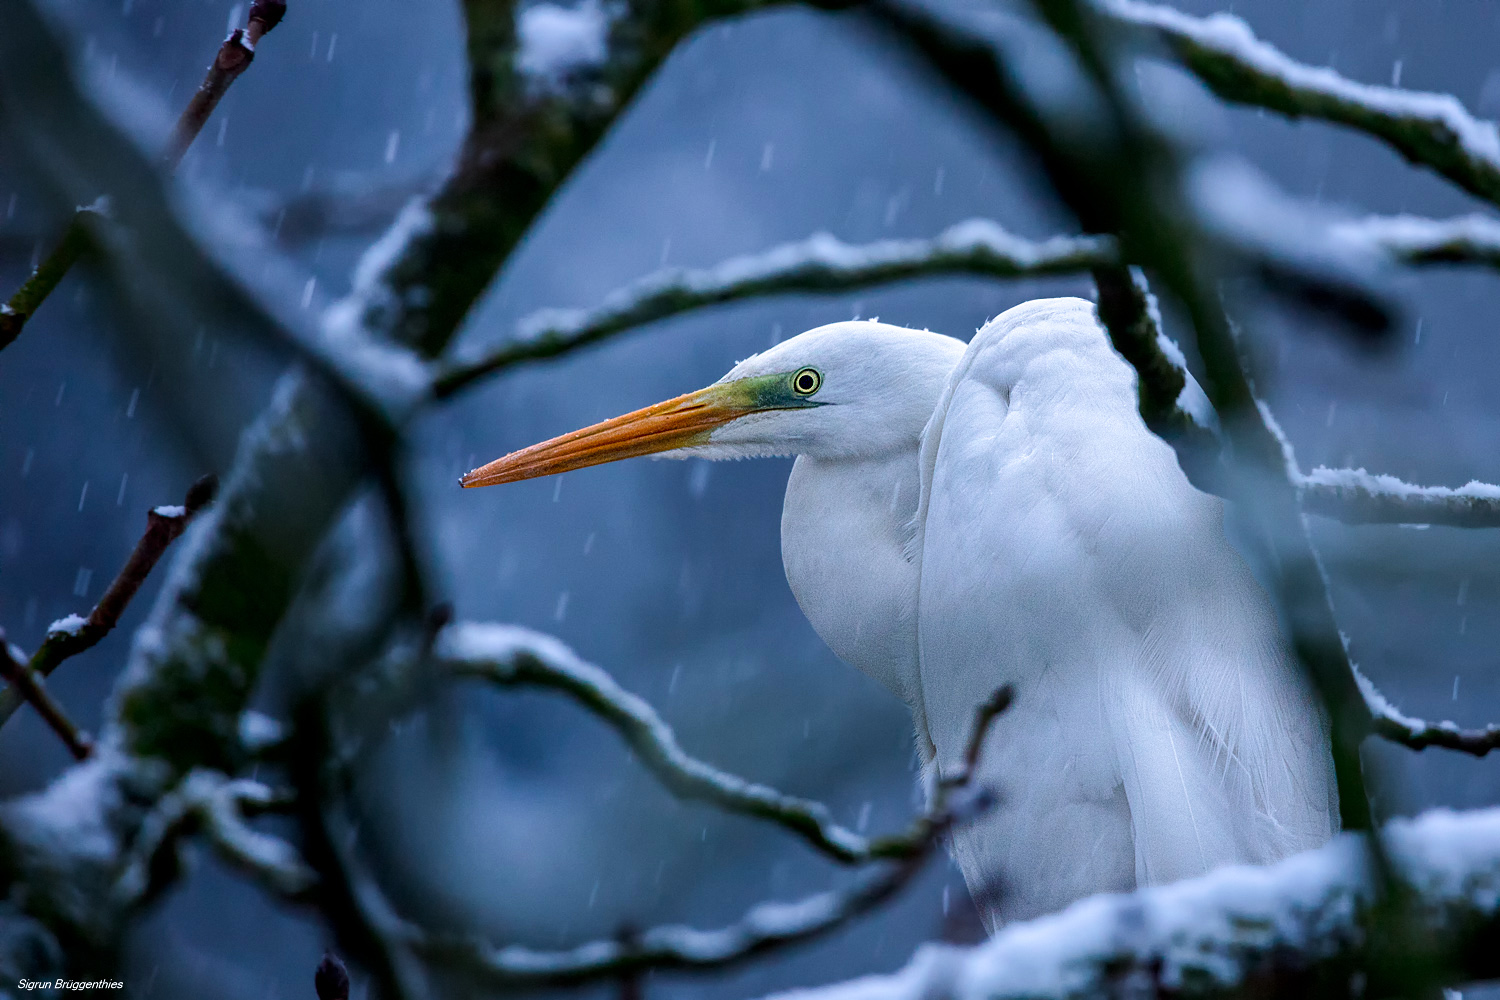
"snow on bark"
1352,664,1500,757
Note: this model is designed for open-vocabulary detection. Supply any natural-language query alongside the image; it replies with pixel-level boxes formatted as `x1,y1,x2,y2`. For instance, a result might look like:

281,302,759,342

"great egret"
462,297,1338,928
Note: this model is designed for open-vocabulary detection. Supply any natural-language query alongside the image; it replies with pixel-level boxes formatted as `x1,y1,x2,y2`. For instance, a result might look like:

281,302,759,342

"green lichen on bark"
379,0,774,356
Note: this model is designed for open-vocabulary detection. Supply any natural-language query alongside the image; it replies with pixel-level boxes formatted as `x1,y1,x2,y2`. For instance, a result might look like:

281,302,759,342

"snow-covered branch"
438,622,1002,863
415,857,931,987
432,222,1117,397
1107,0,1500,209
761,808,1500,1000
1331,213,1500,270
1353,666,1500,758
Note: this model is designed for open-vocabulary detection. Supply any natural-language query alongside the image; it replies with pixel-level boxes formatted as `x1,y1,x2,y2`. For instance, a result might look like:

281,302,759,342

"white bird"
461,296,1339,929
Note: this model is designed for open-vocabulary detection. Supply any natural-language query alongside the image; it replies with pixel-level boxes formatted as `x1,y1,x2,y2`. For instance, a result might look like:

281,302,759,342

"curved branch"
438,622,1004,863
756,808,1500,1000
1108,0,1500,208
432,222,1117,397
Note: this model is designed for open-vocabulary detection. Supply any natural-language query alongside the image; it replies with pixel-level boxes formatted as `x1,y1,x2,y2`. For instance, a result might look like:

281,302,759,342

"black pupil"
796,372,816,392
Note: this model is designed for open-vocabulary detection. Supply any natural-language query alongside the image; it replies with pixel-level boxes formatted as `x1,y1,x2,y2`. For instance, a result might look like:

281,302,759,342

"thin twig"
1107,0,1500,209
0,1,286,351
432,222,1117,397
0,631,93,759
0,474,219,727
439,622,992,864
163,0,288,168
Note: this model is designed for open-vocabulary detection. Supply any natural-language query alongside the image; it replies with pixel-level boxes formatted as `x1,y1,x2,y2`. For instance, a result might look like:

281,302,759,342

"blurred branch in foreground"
1106,0,1500,207
1333,214,1500,271
756,808,1500,1000
0,0,287,352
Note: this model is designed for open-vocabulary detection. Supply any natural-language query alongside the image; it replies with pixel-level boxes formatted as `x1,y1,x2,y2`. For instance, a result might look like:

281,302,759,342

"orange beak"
460,382,756,488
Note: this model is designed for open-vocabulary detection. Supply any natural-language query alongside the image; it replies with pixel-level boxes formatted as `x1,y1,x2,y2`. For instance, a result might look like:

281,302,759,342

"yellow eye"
792,367,822,396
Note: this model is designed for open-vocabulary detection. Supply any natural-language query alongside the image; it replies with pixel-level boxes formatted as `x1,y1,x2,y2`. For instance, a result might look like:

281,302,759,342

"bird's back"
913,298,1337,928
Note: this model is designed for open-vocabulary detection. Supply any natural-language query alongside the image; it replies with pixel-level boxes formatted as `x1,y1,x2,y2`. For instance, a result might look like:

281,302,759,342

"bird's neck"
780,449,923,708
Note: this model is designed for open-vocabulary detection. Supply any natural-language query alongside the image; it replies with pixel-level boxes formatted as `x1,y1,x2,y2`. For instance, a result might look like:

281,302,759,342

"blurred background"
2,0,1498,996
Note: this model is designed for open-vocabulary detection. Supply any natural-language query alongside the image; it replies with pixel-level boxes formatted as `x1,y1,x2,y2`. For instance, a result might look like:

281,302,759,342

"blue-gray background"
2,0,1498,996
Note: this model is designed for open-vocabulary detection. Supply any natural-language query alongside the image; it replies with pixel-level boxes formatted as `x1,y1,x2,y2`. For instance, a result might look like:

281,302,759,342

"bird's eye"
792,367,822,396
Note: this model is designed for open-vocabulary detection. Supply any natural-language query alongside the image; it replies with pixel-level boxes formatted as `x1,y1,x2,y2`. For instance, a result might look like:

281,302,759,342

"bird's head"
460,320,965,487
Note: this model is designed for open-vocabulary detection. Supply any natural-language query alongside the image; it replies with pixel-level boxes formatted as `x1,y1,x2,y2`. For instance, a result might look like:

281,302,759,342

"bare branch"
755,808,1500,1000
432,222,1117,397
0,2,287,351
1353,666,1500,757
438,622,1001,863
0,631,93,760
1107,0,1500,209
0,475,219,728
1331,213,1500,270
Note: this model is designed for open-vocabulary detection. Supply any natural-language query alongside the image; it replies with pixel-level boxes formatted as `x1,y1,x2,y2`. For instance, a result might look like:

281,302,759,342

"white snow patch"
47,613,89,637
516,0,613,85
152,504,187,518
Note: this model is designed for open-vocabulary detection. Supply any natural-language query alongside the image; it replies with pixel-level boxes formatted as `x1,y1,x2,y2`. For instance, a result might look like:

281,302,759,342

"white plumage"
462,295,1340,929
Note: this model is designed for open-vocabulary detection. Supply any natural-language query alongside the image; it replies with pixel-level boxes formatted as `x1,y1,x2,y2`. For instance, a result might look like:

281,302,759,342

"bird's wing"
912,299,1336,925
